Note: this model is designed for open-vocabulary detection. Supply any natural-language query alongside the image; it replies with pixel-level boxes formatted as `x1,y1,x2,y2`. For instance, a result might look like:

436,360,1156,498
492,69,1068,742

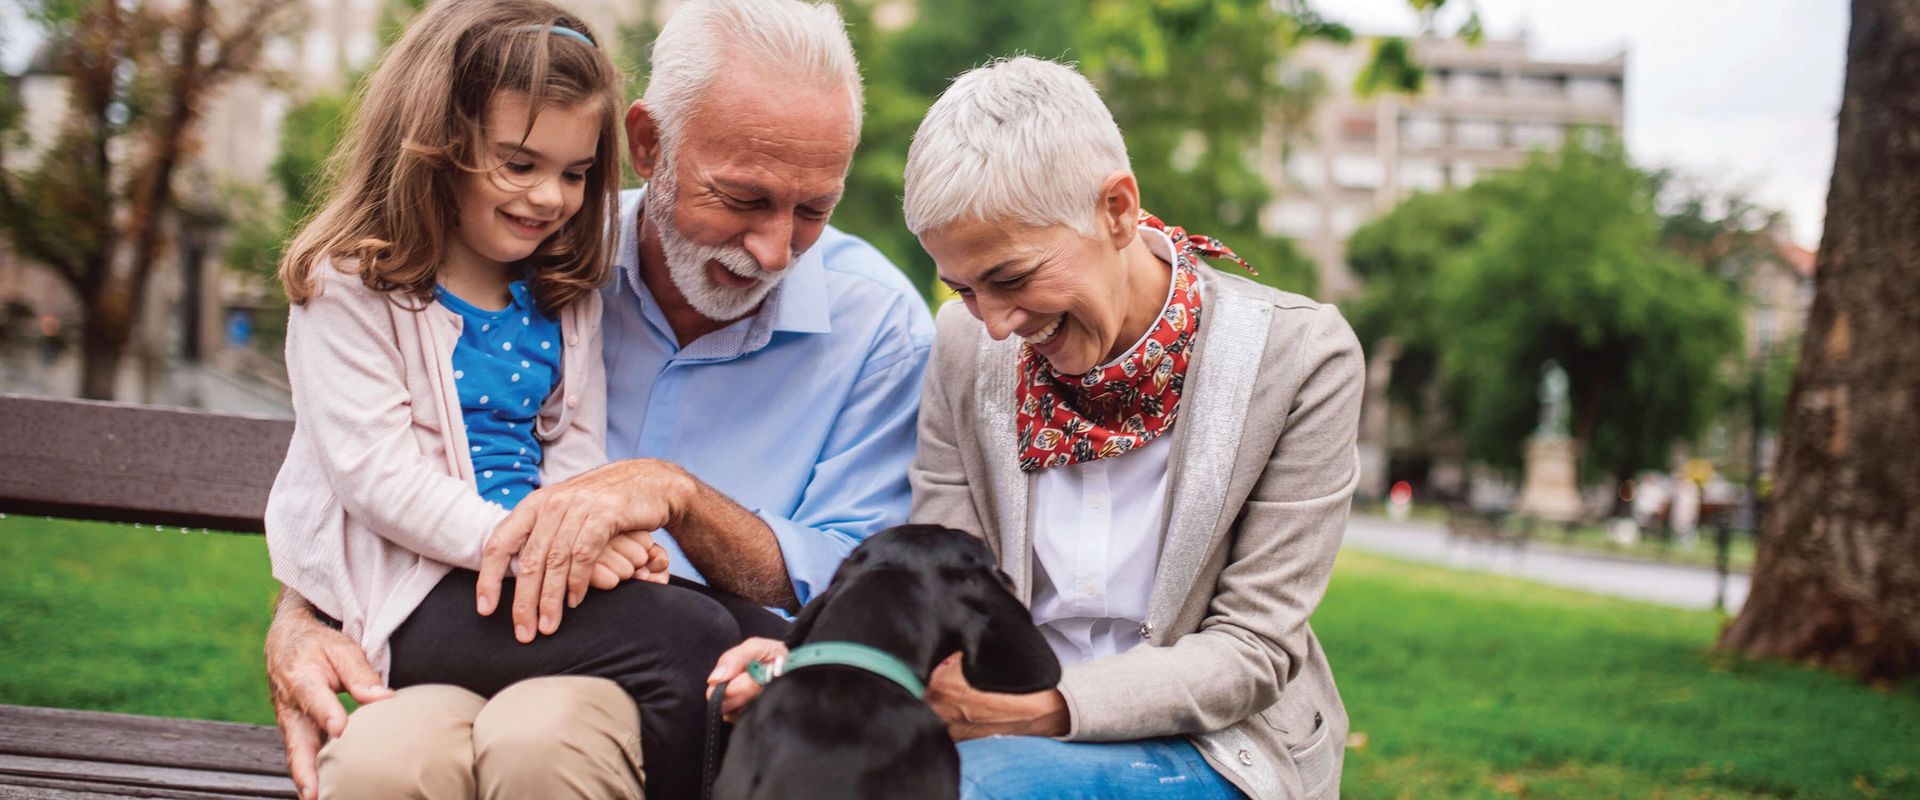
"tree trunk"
75,289,135,399
78,308,131,401
1715,0,1920,683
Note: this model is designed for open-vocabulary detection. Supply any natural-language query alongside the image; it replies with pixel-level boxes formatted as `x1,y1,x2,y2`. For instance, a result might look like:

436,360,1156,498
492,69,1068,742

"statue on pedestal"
1516,361,1585,522
1536,362,1570,440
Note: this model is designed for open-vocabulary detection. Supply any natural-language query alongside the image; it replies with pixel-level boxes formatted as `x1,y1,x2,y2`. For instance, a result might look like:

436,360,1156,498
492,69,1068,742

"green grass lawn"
1,515,1914,798
1323,554,1918,799
0,516,281,724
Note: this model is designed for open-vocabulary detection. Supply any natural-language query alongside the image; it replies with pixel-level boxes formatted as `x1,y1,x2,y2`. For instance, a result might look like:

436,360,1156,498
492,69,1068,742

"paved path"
2,348,291,417
1342,515,1749,612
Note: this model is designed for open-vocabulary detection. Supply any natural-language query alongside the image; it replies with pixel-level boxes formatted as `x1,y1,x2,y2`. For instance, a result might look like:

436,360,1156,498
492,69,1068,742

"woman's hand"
588,531,672,590
706,637,789,722
926,653,1071,741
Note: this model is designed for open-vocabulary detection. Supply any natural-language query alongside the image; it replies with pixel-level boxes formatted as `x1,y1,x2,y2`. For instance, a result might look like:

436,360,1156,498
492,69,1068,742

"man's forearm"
269,586,322,644
659,465,800,611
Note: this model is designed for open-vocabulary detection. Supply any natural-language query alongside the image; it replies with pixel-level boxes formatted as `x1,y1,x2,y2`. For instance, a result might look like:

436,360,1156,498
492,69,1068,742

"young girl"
265,1,741,795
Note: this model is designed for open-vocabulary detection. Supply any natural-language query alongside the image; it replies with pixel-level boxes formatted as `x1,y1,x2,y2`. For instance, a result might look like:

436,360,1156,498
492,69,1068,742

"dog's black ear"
958,575,1062,694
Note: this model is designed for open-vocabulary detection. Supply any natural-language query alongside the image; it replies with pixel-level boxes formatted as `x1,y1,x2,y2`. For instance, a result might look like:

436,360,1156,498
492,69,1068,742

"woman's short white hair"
645,0,864,154
904,56,1131,237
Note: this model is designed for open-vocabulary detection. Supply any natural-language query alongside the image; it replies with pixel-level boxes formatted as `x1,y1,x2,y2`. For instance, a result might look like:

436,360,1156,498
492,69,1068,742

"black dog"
711,524,1061,799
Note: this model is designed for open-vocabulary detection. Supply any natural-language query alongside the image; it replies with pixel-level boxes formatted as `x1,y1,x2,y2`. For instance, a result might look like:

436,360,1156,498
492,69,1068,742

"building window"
1285,152,1324,189
1512,121,1563,150
1331,155,1383,189
1454,119,1504,149
1330,205,1363,237
346,32,377,69
303,30,335,76
1341,114,1378,143
1510,73,1563,98
1572,123,1615,149
1568,76,1620,105
1263,200,1320,238
1449,161,1478,187
1449,70,1494,97
1402,114,1446,148
1399,159,1445,193
263,37,296,71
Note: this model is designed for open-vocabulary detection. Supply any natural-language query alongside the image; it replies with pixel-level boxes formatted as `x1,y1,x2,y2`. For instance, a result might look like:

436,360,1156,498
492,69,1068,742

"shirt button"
1237,749,1254,766
568,336,580,347
565,396,579,409
1089,495,1106,509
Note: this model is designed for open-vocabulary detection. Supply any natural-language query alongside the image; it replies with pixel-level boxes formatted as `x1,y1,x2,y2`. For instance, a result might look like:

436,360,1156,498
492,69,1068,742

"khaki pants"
318,676,645,799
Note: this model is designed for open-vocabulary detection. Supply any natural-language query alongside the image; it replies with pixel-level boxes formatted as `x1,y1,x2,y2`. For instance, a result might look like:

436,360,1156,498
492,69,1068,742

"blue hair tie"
517,23,594,47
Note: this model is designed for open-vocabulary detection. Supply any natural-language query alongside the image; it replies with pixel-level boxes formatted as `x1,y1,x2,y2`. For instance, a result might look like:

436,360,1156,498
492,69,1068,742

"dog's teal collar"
747,642,927,699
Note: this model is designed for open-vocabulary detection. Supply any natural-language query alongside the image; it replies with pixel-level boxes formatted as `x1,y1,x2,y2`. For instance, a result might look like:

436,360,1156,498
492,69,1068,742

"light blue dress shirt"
601,190,935,605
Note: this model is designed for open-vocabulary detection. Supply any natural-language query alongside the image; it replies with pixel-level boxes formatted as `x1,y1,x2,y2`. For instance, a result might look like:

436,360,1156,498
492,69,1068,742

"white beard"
643,160,785,322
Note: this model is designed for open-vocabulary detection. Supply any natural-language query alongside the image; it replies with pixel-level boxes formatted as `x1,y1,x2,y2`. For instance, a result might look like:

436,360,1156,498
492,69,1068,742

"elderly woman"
712,57,1361,799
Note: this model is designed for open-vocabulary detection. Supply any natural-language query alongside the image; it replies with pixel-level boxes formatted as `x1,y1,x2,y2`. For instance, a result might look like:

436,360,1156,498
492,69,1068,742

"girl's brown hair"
280,0,622,314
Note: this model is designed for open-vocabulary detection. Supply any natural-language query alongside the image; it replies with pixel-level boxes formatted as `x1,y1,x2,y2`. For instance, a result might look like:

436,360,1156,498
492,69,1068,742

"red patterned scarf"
1015,212,1254,471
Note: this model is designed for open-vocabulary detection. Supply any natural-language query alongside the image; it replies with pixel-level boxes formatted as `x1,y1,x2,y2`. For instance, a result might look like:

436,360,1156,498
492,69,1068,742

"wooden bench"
0,393,296,799
1444,503,1527,552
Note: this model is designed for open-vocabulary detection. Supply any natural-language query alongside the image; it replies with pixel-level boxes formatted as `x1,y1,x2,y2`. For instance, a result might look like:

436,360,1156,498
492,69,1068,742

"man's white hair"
904,56,1131,237
645,0,864,154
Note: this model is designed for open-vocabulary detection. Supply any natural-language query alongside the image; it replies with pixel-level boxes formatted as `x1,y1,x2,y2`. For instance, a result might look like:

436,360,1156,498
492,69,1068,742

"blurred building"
1730,220,1816,484
1265,35,1627,300
1742,222,1816,358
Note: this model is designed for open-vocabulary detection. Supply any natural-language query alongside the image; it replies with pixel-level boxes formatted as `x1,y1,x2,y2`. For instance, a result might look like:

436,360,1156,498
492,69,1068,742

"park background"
2,0,1917,797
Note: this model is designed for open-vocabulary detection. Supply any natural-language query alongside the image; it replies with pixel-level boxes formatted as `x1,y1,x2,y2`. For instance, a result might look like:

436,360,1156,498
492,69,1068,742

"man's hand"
706,637,788,722
265,590,395,800
477,460,693,643
589,531,673,590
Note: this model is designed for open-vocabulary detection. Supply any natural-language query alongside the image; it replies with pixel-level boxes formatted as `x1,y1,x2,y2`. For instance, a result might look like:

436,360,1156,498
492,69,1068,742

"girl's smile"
445,92,602,290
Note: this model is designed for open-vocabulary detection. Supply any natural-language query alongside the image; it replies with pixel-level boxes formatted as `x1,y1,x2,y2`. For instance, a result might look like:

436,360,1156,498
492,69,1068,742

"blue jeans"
958,735,1247,800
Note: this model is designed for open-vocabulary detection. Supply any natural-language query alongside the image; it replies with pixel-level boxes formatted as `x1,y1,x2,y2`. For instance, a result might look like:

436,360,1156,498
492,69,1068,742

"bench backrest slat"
0,395,292,533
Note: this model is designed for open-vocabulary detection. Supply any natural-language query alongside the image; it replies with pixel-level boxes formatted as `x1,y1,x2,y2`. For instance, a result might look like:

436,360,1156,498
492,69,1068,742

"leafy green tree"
226,92,354,285
831,0,1332,299
1344,182,1502,433
829,0,1087,297
1347,141,1742,482
1653,175,1802,480
1078,0,1321,294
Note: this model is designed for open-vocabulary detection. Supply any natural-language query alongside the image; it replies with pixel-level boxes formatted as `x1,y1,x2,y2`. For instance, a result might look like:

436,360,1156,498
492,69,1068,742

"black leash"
699,685,730,800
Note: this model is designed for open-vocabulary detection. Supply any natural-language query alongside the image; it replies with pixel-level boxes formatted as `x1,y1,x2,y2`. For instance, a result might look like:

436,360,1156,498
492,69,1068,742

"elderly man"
263,1,933,798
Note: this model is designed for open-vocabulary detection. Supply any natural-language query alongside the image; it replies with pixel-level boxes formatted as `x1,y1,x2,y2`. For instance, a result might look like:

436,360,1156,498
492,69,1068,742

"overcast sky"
1316,0,1849,248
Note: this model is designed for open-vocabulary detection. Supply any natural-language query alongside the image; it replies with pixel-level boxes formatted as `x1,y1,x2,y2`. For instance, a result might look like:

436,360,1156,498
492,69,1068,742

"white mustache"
709,246,769,281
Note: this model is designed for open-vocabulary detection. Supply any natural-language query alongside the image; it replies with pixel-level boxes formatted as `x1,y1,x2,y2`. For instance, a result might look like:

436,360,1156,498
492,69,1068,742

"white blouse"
1027,226,1190,666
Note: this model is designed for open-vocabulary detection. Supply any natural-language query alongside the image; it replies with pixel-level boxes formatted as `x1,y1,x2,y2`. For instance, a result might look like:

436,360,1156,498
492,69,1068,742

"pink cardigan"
265,260,607,676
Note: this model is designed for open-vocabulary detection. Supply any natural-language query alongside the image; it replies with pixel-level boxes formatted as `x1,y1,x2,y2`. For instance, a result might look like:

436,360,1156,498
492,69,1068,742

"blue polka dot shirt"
435,279,563,510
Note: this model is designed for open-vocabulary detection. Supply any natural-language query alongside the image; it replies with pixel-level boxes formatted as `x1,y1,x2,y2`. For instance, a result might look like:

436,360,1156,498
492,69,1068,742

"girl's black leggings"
387,570,789,800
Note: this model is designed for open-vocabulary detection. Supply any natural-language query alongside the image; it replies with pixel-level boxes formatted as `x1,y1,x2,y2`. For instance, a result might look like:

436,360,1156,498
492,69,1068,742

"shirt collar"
1139,223,1178,266
1081,224,1195,372
615,189,833,342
